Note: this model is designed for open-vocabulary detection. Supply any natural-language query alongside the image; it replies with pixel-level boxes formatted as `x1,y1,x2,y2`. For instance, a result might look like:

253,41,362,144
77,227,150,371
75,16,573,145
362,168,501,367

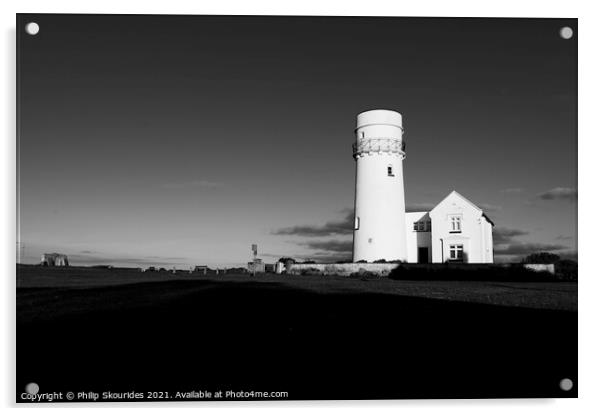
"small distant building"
247,258,265,273
194,265,208,275
268,262,285,274
41,253,69,267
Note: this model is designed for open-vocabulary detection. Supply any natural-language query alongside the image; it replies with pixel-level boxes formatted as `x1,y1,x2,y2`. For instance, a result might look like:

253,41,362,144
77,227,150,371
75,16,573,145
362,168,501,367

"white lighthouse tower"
352,109,408,262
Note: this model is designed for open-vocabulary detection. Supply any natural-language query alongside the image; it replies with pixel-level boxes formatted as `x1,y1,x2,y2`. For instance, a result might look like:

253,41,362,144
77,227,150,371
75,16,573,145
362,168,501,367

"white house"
405,190,494,264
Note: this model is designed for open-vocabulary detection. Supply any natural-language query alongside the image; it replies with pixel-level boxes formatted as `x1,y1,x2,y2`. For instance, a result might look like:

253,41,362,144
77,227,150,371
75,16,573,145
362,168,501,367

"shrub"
350,268,380,279
388,263,557,282
278,257,296,264
554,259,578,281
522,252,561,264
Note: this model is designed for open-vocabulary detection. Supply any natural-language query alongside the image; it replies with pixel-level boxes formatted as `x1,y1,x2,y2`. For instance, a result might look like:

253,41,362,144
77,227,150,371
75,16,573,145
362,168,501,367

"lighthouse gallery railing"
352,137,406,159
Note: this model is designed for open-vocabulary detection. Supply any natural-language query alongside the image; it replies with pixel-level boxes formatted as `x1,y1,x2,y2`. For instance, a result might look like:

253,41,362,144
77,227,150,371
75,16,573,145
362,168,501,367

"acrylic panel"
16,14,577,402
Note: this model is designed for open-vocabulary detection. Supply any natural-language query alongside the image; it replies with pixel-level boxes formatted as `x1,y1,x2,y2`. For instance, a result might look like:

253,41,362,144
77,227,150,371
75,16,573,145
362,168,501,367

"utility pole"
251,244,257,276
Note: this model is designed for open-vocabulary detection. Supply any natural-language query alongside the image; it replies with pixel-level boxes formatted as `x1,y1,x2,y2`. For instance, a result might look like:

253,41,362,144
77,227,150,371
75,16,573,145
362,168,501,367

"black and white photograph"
15,13,577,402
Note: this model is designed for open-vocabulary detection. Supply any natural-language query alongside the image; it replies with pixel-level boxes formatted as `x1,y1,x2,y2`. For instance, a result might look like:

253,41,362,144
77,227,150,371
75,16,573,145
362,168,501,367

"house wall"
484,219,494,263
429,193,492,263
405,212,432,263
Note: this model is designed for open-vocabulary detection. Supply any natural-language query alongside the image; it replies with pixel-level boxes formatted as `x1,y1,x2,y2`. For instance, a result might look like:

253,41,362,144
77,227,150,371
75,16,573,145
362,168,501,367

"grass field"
17,265,577,311
16,265,577,401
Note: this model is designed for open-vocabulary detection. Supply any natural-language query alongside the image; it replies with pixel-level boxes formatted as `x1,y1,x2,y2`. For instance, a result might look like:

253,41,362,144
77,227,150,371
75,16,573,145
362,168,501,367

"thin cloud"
555,250,578,261
161,180,223,189
492,227,570,260
479,203,502,212
68,253,189,266
307,252,353,263
556,235,574,241
301,239,353,253
492,227,529,245
273,239,354,264
500,188,524,194
258,252,289,259
537,187,577,201
494,243,566,256
145,255,188,260
273,210,354,237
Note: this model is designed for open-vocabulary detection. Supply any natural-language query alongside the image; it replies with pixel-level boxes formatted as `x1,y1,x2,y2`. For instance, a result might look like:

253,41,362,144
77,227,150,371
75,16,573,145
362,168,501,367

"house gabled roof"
430,190,495,226
430,190,480,212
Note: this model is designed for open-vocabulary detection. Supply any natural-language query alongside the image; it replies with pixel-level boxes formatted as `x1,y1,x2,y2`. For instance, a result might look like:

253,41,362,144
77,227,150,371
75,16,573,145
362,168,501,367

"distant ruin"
41,253,69,267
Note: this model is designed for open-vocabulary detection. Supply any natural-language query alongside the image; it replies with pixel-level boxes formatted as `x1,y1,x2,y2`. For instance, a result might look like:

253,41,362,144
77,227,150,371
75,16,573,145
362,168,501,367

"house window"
449,244,464,261
413,221,431,232
387,165,394,177
450,215,462,233
354,216,360,230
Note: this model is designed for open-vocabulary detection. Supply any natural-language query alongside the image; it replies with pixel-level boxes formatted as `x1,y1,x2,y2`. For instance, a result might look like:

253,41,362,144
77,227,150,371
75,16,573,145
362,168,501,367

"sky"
17,14,577,267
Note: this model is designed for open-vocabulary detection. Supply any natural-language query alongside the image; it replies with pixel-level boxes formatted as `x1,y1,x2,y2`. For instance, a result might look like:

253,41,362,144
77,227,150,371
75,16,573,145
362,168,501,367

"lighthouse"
352,109,408,262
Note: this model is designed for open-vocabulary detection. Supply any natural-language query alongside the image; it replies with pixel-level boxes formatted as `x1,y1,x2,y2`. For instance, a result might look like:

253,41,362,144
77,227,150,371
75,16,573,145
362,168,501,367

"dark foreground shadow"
17,280,577,401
